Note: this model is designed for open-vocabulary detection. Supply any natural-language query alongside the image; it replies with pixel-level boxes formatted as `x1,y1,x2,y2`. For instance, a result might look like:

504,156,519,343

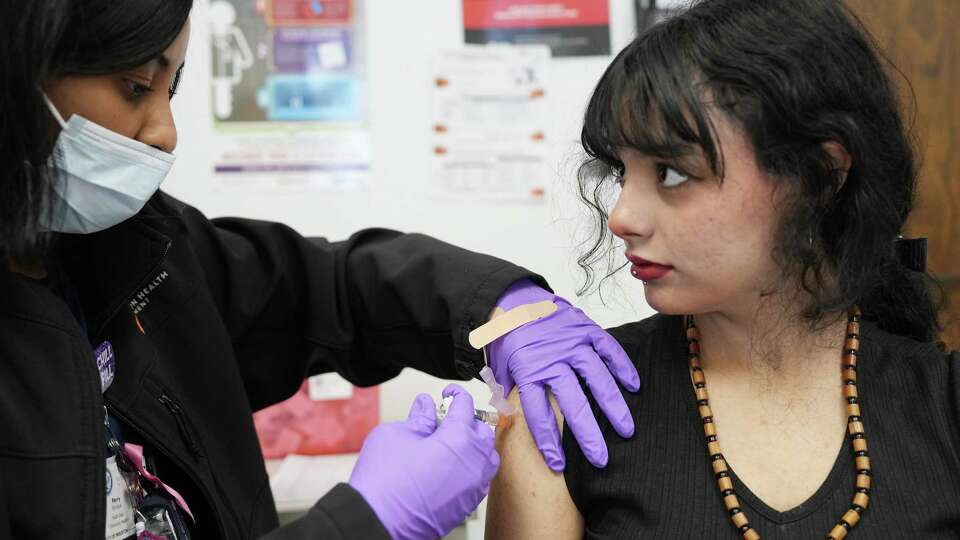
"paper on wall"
430,45,551,201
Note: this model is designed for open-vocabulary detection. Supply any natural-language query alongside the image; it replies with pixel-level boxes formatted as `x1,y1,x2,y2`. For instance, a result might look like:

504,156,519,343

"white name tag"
105,456,137,540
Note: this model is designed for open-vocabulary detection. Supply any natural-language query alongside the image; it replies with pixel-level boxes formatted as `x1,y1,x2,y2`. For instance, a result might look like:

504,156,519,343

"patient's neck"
692,293,847,399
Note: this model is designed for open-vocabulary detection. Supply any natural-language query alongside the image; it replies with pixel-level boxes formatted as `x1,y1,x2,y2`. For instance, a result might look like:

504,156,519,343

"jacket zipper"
105,401,230,537
158,393,204,458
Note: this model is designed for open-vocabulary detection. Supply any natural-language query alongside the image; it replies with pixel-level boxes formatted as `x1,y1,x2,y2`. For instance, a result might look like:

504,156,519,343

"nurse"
0,1,640,539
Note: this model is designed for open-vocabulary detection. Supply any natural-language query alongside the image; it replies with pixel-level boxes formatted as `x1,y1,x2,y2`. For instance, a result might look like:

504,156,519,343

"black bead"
848,415,862,423
852,505,863,513
738,525,752,534
840,520,851,530
847,397,859,404
855,450,868,457
698,399,709,406
696,383,706,389
845,349,858,356
729,508,741,516
712,453,725,461
851,433,865,440
717,471,730,479
847,332,860,339
721,489,734,497
843,364,857,371
703,416,714,424
707,435,717,442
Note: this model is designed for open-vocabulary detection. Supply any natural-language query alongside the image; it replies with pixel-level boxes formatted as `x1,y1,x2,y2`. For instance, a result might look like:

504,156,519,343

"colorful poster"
430,45,550,200
463,0,610,57
207,0,370,189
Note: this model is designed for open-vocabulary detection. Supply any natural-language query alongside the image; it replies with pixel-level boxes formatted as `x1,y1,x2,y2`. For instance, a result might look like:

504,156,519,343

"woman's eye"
657,165,690,188
124,80,153,99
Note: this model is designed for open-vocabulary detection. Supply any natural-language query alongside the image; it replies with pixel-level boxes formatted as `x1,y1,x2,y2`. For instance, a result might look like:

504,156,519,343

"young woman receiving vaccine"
486,1,959,538
0,1,644,539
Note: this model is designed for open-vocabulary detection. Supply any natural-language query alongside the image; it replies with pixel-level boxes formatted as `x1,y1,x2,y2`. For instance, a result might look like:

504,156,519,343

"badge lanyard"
98,340,192,540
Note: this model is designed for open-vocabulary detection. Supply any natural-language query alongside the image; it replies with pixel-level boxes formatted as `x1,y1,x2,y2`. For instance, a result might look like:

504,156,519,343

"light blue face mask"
41,94,176,234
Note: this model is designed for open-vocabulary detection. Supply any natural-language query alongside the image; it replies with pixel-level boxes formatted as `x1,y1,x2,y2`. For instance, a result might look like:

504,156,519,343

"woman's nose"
608,183,654,241
136,101,178,154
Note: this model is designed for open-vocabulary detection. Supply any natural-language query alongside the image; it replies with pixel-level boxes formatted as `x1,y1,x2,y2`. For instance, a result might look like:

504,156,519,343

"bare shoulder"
485,388,583,540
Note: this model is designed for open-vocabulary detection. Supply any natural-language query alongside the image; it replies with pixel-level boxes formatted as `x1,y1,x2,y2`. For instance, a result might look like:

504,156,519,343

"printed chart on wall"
463,0,610,57
431,45,551,201
208,0,370,190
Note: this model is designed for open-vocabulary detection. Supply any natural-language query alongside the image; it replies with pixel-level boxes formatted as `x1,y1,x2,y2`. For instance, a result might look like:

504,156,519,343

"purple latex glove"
349,384,499,540
487,279,640,471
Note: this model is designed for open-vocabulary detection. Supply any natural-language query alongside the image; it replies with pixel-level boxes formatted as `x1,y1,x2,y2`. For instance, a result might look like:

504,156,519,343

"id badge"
105,456,138,540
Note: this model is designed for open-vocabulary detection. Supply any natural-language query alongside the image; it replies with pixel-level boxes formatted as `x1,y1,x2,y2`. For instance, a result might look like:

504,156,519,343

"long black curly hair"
577,0,943,342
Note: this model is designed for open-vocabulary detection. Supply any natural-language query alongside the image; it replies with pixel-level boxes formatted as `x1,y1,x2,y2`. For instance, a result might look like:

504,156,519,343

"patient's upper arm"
485,389,583,540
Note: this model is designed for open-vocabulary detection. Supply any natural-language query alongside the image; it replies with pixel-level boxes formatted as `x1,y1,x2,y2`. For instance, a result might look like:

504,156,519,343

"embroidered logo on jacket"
128,271,170,316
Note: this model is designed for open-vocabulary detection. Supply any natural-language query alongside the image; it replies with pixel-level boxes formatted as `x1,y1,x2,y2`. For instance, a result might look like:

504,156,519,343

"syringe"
436,399,501,428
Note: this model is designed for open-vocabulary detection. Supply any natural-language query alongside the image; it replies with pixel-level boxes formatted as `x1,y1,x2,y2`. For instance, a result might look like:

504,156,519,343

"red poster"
463,0,610,57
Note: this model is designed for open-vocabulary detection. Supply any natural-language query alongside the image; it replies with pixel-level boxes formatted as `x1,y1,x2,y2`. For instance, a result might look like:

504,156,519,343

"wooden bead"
848,421,865,435
856,473,871,491
708,441,722,457
699,405,713,418
723,493,740,511
842,368,857,382
731,512,748,528
847,403,862,418
744,528,760,540
704,422,717,438
712,458,729,475
696,386,710,402
692,370,706,385
829,524,848,540
843,385,859,399
852,437,868,453
848,322,860,335
687,327,699,340
853,492,870,509
718,476,734,492
689,341,701,354
855,456,871,471
844,337,859,350
842,509,861,527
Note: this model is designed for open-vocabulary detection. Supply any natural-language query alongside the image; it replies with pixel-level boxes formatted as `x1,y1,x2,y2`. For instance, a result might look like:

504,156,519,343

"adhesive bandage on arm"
467,300,558,349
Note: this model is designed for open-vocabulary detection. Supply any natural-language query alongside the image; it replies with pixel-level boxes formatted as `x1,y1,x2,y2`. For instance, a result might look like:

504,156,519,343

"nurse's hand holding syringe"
348,384,501,540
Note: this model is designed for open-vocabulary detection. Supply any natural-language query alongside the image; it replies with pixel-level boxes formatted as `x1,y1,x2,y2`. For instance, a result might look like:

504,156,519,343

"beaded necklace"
686,307,870,540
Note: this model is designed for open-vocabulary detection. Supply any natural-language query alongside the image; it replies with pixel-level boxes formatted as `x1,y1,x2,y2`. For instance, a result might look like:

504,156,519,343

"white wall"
167,2,653,536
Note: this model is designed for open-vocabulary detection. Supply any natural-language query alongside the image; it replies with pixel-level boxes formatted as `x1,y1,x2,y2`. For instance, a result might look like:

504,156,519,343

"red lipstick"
627,255,673,281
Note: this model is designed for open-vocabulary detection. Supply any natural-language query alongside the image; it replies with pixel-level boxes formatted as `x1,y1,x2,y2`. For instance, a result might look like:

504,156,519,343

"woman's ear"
822,141,852,184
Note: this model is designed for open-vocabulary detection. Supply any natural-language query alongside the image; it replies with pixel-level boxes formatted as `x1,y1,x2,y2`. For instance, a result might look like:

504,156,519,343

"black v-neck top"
562,314,960,539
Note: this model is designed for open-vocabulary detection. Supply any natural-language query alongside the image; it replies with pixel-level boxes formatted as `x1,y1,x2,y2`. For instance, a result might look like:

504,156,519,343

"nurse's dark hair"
0,0,192,262
578,0,944,342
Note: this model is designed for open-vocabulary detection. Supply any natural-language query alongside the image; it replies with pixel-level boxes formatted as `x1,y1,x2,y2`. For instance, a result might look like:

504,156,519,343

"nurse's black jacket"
0,192,544,539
